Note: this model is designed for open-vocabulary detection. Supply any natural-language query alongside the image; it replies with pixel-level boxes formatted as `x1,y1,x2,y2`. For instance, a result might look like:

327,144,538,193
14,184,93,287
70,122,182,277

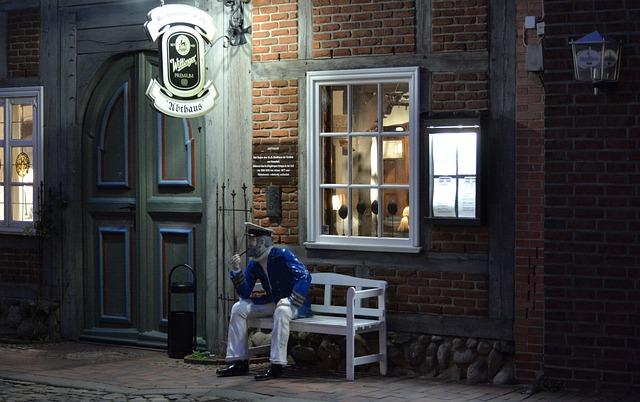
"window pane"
0,147,4,182
11,147,33,183
0,104,4,140
351,84,378,132
352,136,378,184
382,136,409,184
458,177,477,218
382,82,409,132
11,185,33,222
351,188,378,237
322,188,348,236
11,103,33,140
382,189,409,238
321,136,348,184
320,85,347,132
458,132,477,175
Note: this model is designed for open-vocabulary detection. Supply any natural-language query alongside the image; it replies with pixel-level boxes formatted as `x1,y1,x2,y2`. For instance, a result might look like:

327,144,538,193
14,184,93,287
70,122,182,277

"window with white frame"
306,68,420,252
0,87,43,232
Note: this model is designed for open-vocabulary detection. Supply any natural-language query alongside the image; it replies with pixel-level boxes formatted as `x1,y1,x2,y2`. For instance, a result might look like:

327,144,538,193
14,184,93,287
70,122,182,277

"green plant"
186,351,209,360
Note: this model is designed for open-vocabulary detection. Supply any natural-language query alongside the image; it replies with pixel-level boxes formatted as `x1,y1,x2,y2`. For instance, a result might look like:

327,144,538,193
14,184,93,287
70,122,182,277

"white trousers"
225,299,295,365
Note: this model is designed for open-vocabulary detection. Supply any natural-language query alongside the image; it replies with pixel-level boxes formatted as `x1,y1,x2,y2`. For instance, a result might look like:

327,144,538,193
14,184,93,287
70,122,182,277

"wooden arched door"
82,52,205,346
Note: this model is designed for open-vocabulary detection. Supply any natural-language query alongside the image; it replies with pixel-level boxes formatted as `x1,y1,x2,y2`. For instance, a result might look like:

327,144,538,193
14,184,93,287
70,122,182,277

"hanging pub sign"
144,4,217,118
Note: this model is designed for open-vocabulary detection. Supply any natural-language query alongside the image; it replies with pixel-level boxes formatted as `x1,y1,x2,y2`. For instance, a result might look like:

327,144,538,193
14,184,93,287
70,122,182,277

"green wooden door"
82,53,205,346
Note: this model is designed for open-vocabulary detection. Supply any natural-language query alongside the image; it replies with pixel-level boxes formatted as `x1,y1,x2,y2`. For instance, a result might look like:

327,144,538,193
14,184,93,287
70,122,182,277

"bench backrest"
309,272,387,319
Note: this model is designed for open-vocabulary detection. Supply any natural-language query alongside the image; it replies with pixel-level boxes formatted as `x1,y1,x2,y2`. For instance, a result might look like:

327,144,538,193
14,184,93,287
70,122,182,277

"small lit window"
306,67,420,253
0,87,43,233
427,119,481,223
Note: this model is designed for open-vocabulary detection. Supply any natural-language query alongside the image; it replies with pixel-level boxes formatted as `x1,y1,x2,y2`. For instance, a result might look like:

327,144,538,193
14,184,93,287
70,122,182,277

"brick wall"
432,0,487,52
312,0,416,59
543,0,640,392
252,80,299,244
430,226,488,253
7,8,40,78
0,247,40,284
514,0,545,383
310,264,488,317
431,72,489,112
252,0,298,62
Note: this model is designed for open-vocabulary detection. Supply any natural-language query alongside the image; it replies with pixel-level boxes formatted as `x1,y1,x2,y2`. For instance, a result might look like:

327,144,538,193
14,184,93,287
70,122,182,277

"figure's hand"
230,254,241,272
277,297,292,308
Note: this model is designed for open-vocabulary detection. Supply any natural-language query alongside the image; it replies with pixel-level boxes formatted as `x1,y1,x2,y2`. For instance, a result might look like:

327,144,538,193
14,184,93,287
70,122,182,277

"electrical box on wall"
526,44,544,72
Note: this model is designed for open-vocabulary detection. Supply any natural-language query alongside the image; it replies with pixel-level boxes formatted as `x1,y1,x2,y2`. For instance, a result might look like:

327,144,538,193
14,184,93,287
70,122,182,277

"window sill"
304,241,422,254
0,227,34,236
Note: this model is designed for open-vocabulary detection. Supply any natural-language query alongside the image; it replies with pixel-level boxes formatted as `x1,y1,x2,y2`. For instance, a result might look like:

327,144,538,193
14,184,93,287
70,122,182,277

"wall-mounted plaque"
253,144,297,185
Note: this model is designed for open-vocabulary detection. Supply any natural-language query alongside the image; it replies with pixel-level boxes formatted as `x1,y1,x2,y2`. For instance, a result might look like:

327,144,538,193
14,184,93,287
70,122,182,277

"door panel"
82,52,205,346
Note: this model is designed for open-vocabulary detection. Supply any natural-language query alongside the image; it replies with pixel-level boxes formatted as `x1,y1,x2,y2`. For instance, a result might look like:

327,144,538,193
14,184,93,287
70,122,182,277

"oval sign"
576,48,601,69
161,25,205,98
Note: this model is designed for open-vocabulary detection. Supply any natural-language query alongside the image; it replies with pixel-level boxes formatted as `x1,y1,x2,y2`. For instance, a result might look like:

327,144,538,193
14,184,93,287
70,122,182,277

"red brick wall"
514,0,545,384
7,8,40,78
431,72,489,112
432,0,487,52
0,247,40,284
430,226,489,253
310,265,488,317
312,0,416,58
252,80,299,244
252,0,298,62
543,1,640,392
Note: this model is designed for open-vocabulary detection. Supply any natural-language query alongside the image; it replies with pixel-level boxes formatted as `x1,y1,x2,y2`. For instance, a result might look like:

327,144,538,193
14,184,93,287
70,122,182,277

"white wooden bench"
247,272,388,381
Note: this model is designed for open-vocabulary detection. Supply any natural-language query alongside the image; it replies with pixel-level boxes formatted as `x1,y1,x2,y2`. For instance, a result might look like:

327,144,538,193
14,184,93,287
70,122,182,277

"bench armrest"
346,286,386,326
351,287,384,300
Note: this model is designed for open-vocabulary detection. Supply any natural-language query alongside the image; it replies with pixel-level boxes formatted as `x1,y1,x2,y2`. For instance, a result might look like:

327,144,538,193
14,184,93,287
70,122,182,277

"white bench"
247,272,388,381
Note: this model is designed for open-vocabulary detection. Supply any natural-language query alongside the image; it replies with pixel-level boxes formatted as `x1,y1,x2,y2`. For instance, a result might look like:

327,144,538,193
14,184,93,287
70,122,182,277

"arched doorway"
81,52,206,346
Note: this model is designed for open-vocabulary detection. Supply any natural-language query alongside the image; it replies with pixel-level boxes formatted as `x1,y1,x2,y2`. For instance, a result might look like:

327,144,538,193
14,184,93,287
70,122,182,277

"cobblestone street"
0,379,232,402
0,342,635,402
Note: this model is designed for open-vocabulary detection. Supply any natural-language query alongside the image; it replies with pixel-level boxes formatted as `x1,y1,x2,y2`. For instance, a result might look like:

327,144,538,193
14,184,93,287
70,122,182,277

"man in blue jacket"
216,222,312,381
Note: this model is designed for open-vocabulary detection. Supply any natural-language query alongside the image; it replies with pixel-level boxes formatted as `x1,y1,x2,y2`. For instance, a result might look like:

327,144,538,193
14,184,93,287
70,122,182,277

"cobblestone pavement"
0,342,635,402
0,379,232,401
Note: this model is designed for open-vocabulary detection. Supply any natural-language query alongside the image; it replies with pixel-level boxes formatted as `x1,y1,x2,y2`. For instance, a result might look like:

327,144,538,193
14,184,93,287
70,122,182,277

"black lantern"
570,31,621,95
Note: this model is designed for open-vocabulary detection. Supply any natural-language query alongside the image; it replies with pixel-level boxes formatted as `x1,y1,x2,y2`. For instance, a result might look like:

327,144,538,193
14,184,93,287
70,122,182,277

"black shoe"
254,364,283,381
216,360,249,377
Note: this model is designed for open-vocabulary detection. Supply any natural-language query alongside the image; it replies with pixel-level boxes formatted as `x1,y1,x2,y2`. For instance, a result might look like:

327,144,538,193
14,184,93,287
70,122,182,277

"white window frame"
0,86,44,233
305,67,420,253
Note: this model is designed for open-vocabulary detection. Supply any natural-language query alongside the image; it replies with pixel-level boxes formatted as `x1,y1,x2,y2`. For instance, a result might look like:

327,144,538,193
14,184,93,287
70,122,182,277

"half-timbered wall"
250,0,516,346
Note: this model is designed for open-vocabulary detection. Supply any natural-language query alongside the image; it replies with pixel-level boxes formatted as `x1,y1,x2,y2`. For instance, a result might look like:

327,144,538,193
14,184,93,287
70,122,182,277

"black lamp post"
570,31,621,95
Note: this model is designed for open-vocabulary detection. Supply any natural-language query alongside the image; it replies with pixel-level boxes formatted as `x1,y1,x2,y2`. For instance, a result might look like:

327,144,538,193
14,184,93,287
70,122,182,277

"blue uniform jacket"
230,247,313,318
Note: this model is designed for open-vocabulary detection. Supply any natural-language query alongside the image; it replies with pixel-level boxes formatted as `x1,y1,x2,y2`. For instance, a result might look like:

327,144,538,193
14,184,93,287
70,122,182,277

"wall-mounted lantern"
570,31,621,95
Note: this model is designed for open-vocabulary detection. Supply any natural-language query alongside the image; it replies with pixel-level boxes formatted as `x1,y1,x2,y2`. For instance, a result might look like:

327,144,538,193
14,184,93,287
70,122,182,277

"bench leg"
379,324,387,376
346,333,355,381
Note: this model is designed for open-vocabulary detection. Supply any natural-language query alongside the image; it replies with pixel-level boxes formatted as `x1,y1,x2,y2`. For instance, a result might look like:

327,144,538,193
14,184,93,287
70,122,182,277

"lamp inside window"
427,119,481,223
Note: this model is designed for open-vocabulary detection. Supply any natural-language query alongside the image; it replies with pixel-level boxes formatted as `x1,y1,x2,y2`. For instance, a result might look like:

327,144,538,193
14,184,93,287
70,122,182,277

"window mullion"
1,99,6,225
346,84,352,237
377,82,383,238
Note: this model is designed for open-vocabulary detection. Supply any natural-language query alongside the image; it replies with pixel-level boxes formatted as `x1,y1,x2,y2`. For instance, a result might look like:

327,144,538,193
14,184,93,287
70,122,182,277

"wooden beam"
252,52,488,81
0,12,5,79
416,0,432,55
290,246,489,274
297,0,312,61
77,25,154,55
0,0,39,11
388,313,513,341
487,0,516,322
